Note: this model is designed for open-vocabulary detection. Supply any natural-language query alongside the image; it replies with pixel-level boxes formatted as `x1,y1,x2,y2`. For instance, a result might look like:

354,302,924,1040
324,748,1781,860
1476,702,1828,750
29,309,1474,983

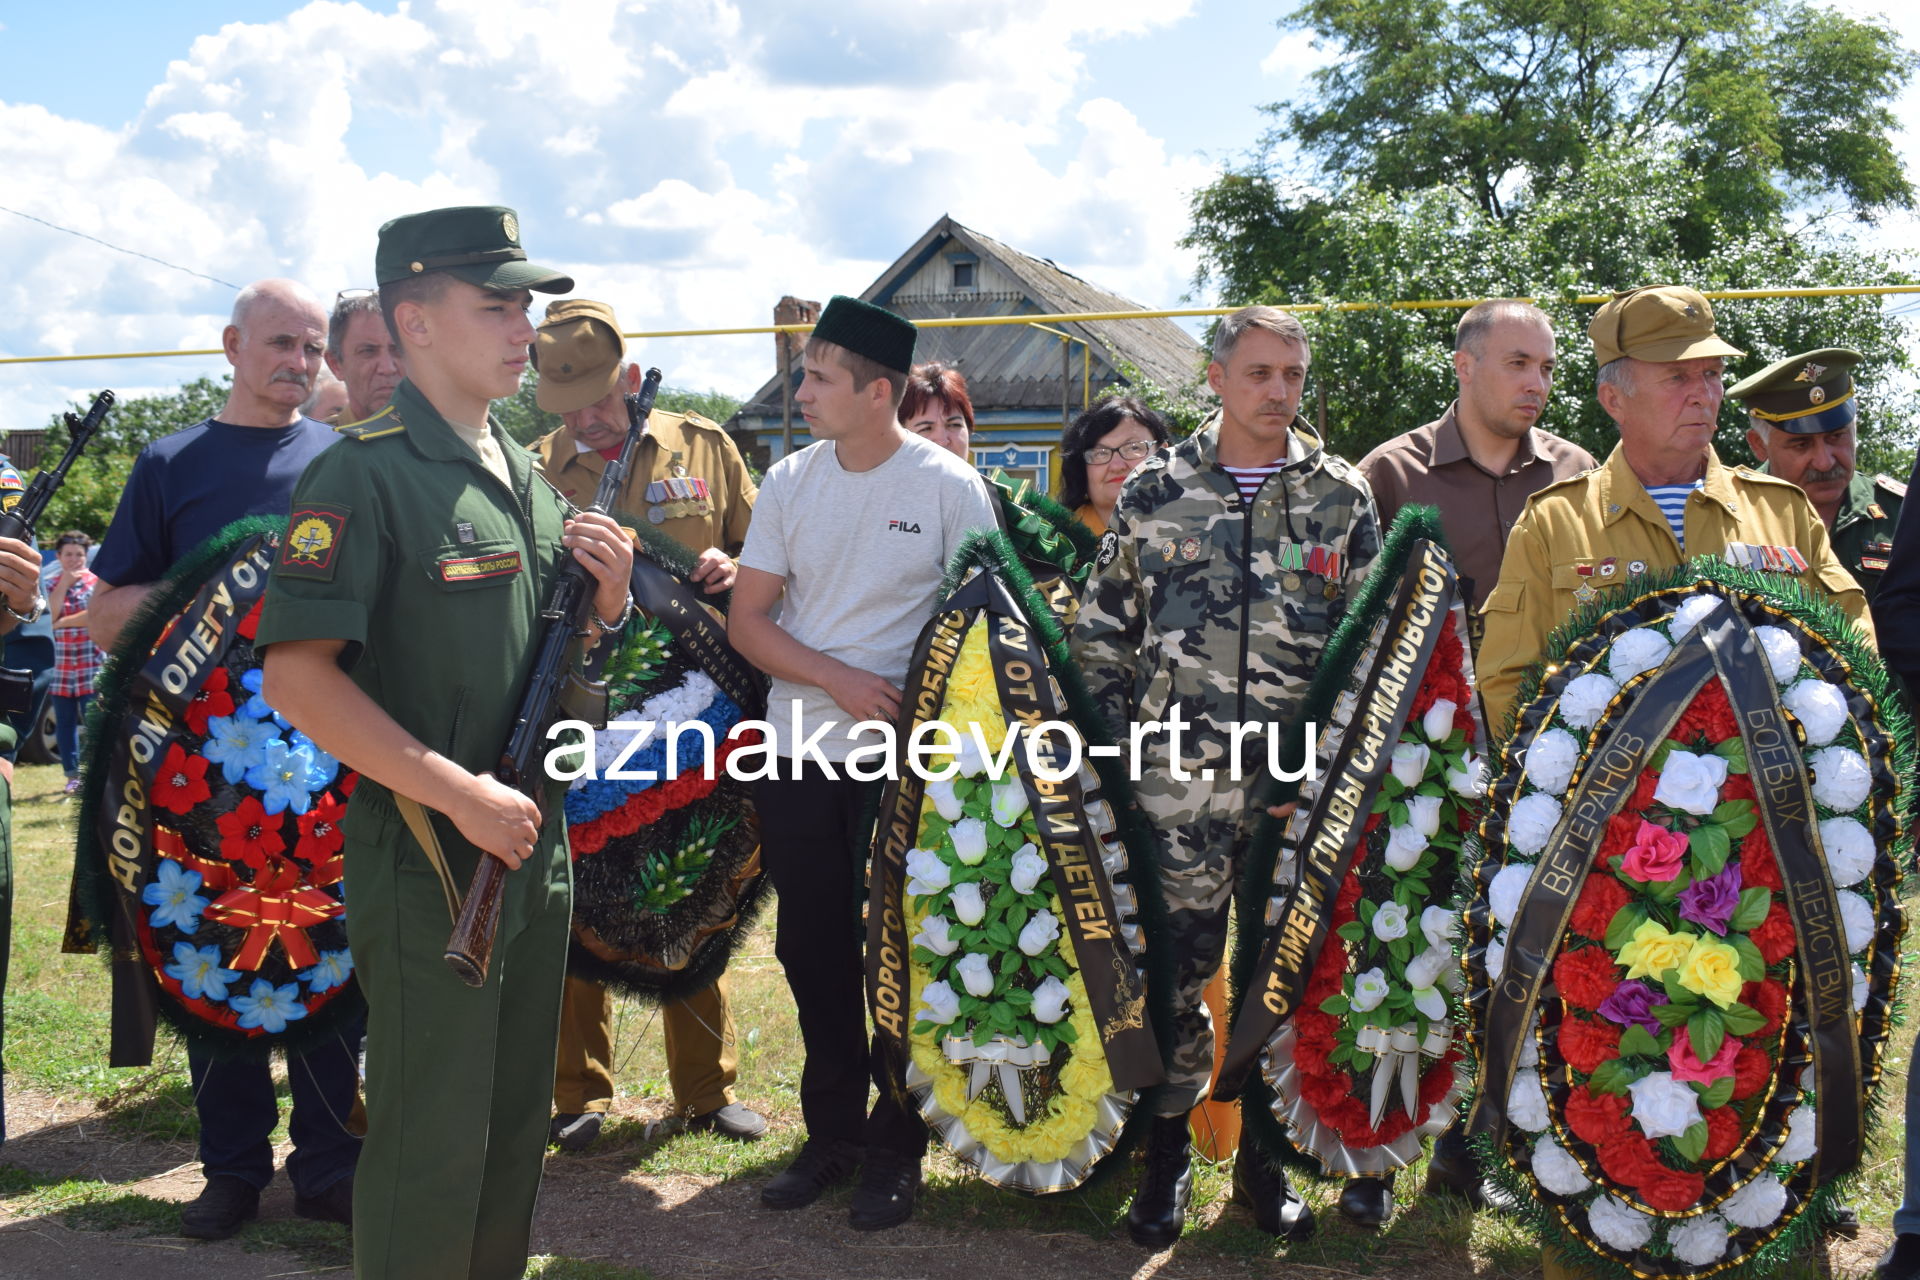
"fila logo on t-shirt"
887,519,923,533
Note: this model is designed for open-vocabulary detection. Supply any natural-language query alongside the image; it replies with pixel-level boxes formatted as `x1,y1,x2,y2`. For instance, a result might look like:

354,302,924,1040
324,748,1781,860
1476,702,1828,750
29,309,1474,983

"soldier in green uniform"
257,206,635,1280
1732,347,1904,604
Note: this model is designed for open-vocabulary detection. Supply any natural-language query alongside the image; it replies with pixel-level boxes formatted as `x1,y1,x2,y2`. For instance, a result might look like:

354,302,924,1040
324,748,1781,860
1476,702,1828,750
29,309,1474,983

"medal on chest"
644,451,713,523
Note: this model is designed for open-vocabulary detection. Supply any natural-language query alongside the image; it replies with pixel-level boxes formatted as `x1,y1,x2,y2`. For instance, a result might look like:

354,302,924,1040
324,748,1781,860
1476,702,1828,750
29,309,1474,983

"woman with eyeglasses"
1058,398,1171,535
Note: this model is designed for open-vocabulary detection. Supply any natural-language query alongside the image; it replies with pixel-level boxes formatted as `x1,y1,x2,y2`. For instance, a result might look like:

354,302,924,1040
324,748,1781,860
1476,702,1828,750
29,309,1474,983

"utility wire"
0,203,241,291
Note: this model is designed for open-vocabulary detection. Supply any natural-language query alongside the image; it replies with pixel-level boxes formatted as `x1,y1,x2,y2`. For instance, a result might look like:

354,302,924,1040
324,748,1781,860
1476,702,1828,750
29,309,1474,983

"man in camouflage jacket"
1072,306,1380,1247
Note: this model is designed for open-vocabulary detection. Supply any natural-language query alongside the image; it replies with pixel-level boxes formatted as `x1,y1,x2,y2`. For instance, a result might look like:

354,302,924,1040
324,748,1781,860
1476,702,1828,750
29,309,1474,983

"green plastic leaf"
1652,1000,1695,1028
1650,739,1676,771
1720,1002,1767,1036
1698,1076,1735,1110
1713,800,1759,837
1607,904,1650,951
1713,737,1749,775
1689,823,1731,876
1321,993,1352,1015
1588,1058,1636,1096
1670,1121,1709,1164
1336,921,1366,943
1730,935,1767,982
1728,886,1772,933
1618,1024,1664,1058
1688,1008,1725,1063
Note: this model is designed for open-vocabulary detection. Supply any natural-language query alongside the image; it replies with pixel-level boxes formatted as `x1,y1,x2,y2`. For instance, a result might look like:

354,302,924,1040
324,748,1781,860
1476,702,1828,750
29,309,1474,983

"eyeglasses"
1082,439,1157,466
335,288,376,307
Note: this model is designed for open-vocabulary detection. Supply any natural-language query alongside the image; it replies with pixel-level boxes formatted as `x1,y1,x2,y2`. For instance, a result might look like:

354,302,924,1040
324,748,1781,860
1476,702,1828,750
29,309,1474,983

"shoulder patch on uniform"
279,505,350,580
335,405,406,441
1876,472,1908,499
1094,529,1120,573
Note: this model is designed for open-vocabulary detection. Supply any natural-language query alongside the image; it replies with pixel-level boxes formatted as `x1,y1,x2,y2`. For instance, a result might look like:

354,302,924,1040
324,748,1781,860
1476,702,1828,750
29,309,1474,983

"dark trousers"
755,763,926,1157
189,1016,363,1195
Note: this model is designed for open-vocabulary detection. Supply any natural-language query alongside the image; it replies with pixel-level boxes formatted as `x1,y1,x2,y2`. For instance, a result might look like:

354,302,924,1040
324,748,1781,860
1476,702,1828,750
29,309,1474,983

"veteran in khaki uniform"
528,299,766,1147
1477,287,1873,730
258,206,634,1280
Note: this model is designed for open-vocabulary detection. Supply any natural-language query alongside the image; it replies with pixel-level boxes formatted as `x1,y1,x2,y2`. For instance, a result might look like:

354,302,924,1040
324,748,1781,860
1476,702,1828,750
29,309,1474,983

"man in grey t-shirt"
731,297,995,1232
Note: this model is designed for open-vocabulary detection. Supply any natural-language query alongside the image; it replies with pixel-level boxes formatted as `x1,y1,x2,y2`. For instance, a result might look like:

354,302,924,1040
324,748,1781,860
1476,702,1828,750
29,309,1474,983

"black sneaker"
1877,1233,1920,1280
180,1175,260,1241
293,1175,353,1226
761,1138,860,1210
848,1148,921,1231
689,1102,768,1142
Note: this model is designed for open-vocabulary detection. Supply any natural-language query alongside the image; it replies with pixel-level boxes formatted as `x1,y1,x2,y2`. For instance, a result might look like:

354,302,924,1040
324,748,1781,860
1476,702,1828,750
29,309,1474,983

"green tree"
33,374,235,538
496,371,743,446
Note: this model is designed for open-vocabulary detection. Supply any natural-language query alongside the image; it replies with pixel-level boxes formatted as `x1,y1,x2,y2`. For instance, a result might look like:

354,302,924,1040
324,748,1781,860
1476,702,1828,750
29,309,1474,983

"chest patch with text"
439,550,523,582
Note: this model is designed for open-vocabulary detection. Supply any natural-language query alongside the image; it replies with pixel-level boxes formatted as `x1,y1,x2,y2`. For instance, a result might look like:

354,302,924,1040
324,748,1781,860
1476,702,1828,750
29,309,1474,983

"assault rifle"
444,368,663,986
0,390,113,715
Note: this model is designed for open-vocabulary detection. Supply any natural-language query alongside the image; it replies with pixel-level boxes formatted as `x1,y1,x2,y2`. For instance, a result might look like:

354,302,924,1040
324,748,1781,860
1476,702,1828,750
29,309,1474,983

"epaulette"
1532,464,1602,498
1875,472,1908,500
335,405,406,441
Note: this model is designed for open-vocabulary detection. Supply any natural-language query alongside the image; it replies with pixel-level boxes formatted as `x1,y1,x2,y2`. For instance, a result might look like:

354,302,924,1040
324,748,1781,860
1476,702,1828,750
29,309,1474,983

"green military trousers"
347,798,571,1280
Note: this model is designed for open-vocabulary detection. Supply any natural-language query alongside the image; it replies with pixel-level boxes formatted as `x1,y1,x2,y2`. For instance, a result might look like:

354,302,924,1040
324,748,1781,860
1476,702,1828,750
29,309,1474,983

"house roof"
734,215,1203,421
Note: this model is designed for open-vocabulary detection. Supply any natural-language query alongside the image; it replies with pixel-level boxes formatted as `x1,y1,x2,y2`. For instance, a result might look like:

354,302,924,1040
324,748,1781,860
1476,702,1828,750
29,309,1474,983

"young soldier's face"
416,280,537,402
1208,329,1309,455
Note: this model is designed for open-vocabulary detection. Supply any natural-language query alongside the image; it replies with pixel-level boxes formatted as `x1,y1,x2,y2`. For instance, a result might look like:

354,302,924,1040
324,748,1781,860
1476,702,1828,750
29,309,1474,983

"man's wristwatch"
3,593,46,625
591,594,635,636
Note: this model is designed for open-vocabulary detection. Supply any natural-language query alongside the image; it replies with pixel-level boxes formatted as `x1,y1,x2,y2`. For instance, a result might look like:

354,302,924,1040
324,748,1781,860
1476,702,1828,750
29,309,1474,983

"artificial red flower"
1292,1035,1332,1076
338,769,359,797
1419,1053,1461,1107
1336,874,1364,914
217,795,287,870
1740,826,1783,891
238,598,264,640
1301,1068,1352,1112
1750,902,1798,965
1596,813,1642,870
184,667,237,737
1721,772,1756,805
1554,945,1622,1012
1628,771,1660,815
1669,679,1740,747
1597,1131,1663,1186
1741,978,1789,1039
1571,874,1634,942
1565,1085,1633,1146
1640,1163,1707,1212
1306,949,1347,1002
151,743,212,816
1730,1045,1773,1100
1702,1106,1744,1161
1294,1009,1339,1050
1560,1016,1623,1074
1363,809,1385,835
296,791,348,863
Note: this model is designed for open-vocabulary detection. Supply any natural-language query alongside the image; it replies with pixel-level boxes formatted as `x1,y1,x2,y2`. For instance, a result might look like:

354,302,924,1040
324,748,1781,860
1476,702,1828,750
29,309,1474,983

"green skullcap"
810,295,916,375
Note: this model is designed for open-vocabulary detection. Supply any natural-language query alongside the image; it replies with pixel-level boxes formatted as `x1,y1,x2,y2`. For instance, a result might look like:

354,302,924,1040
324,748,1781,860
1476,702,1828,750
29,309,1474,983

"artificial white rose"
949,817,989,865
1777,1104,1818,1164
1031,975,1070,1024
1509,793,1563,855
1018,909,1061,957
1838,889,1876,954
950,881,986,926
1490,863,1534,928
1782,678,1850,747
1586,1196,1654,1251
1810,746,1872,812
1406,945,1454,990
1349,967,1391,1013
1652,749,1729,816
1421,904,1461,949
1508,1068,1550,1132
1384,824,1430,871
1009,844,1047,895
927,778,964,822
1609,626,1672,684
1447,753,1489,798
954,734,991,778
1668,1213,1731,1267
1626,1070,1704,1140
1530,1134,1592,1197
913,915,959,956
956,952,995,998
916,980,960,1026
1668,593,1727,641
1391,741,1432,787
1819,815,1876,888
905,847,951,898
1423,698,1460,744
1372,900,1411,942
1412,984,1447,1021
1753,626,1804,684
1524,728,1581,795
1484,937,1508,982
1558,672,1620,730
990,776,1029,827
1720,1173,1788,1229
1405,792,1445,839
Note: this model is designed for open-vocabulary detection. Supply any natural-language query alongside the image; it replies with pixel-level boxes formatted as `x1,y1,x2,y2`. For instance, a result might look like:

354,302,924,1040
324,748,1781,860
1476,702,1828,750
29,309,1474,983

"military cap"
1727,348,1860,435
810,295,915,375
533,298,624,414
1590,285,1745,367
375,205,573,294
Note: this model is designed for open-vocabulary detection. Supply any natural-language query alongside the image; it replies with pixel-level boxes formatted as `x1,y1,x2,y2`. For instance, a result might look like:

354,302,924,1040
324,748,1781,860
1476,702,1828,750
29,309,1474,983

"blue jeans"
54,692,90,777
1895,1025,1920,1235
188,1017,364,1195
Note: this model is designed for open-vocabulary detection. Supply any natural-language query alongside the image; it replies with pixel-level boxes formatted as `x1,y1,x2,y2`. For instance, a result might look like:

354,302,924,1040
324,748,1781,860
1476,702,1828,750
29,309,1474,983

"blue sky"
0,1,1912,428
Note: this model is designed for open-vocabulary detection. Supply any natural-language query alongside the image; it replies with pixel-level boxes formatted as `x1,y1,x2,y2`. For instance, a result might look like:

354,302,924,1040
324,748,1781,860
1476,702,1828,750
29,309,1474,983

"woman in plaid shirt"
50,531,104,795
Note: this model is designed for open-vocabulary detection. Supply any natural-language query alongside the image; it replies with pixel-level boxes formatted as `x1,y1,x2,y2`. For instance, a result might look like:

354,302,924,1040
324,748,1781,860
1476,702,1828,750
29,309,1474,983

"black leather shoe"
1877,1232,1920,1280
848,1148,922,1231
1339,1174,1393,1228
689,1102,768,1142
1126,1114,1194,1248
1424,1126,1517,1214
293,1175,353,1227
1825,1202,1861,1239
550,1111,604,1151
1232,1144,1315,1242
180,1175,260,1241
760,1138,860,1210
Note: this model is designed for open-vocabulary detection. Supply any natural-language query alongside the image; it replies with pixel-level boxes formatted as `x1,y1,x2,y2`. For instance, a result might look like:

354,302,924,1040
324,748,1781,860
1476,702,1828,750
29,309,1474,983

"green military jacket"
1071,412,1380,750
256,379,575,837
1831,471,1904,606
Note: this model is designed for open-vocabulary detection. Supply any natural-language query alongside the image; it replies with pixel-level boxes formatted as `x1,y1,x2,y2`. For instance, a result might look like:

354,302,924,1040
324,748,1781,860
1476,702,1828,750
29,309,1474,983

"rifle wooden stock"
442,368,664,987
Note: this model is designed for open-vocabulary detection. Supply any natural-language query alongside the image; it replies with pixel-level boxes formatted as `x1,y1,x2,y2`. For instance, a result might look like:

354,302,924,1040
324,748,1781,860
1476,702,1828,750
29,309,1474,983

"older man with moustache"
323,289,405,424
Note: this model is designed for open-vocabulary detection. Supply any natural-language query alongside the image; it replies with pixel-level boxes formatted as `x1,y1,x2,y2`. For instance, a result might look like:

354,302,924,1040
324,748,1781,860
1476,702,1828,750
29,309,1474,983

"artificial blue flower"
240,667,292,729
202,713,278,785
302,948,353,994
290,730,341,789
246,738,322,815
165,941,240,1002
231,978,308,1033
142,859,210,934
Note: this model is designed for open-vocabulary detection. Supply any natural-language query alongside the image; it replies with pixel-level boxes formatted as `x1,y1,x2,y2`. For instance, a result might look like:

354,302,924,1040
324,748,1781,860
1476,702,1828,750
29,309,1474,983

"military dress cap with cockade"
1727,347,1862,436
375,205,573,294
1589,285,1746,366
532,298,624,415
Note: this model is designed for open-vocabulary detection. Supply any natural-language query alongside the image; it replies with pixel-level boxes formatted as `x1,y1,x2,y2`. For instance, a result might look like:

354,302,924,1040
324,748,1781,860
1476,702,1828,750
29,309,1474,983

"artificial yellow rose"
1676,935,1745,1009
941,627,1006,735
1615,920,1697,983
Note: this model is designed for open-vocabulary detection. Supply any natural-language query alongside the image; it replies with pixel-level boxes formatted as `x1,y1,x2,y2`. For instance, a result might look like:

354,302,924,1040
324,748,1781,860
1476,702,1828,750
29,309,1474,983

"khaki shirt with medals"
532,410,757,554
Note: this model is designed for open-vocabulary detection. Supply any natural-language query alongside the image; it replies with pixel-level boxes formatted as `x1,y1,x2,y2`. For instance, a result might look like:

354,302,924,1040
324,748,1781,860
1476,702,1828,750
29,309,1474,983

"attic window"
946,250,980,291
952,261,976,289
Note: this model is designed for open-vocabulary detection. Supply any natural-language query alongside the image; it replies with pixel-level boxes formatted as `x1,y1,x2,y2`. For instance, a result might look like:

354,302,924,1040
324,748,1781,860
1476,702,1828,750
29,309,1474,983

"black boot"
1424,1123,1517,1214
1339,1173,1394,1228
1878,1233,1920,1280
1233,1143,1316,1241
1126,1114,1193,1248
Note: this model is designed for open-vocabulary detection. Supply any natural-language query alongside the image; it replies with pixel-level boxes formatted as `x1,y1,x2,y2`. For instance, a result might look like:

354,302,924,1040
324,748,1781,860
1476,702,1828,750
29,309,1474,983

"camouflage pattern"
1070,411,1382,1112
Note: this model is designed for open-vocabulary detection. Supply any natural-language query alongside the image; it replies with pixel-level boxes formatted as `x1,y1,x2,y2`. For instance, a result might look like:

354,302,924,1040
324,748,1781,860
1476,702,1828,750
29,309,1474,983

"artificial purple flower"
1595,979,1663,1036
1677,862,1743,937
